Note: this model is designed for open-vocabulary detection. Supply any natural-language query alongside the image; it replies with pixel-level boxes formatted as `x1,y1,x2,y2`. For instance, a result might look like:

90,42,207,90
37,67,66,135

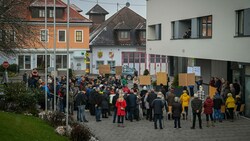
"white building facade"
147,0,250,117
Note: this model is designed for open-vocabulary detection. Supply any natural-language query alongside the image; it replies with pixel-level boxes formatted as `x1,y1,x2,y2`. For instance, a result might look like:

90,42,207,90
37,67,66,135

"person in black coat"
127,89,138,122
151,92,164,129
191,93,203,129
147,89,157,121
112,90,119,123
101,92,109,118
75,91,88,122
172,97,182,129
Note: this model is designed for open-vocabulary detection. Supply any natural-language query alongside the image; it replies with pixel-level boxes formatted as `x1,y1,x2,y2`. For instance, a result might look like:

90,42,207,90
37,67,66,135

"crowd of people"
23,71,244,130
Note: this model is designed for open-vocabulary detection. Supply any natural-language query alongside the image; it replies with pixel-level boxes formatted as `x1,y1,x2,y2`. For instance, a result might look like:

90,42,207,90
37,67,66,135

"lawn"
0,111,69,141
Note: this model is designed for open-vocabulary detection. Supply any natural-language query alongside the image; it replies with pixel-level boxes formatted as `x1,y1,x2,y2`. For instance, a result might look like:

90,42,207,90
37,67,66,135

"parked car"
110,67,136,80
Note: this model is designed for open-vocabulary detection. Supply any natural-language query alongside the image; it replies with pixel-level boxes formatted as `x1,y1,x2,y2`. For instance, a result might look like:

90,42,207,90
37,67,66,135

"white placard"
187,66,201,76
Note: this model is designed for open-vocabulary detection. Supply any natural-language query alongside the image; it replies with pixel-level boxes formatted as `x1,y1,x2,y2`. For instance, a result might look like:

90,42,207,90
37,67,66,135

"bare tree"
0,0,41,55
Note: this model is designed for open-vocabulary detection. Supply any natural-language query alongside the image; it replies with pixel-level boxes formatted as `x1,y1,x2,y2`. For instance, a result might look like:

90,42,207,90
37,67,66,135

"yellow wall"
32,25,90,49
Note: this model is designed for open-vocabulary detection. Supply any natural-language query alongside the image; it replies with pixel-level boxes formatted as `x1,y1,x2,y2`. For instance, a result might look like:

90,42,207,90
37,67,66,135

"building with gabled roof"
5,0,92,73
88,5,168,75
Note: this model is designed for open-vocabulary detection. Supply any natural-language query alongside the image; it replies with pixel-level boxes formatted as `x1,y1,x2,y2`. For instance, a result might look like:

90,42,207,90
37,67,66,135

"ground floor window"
122,52,146,64
18,55,31,69
96,61,104,69
108,61,115,71
37,55,50,69
56,55,67,69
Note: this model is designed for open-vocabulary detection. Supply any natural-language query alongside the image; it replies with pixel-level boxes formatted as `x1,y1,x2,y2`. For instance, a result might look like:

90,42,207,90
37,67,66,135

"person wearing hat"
225,93,236,122
191,93,203,129
180,90,190,120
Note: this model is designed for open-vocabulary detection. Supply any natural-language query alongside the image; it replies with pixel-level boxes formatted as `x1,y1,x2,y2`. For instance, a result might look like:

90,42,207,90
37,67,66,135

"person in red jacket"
204,96,214,127
116,94,127,127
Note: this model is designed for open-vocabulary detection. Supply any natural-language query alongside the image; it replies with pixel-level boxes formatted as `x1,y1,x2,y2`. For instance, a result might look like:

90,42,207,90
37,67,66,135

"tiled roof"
135,22,146,30
70,4,83,12
90,6,146,46
30,0,67,8
86,4,109,15
26,0,91,23
114,22,132,30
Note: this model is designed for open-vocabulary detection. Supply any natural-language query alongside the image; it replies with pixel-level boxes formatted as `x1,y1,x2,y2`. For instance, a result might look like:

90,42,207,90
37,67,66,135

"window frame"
235,9,244,36
58,29,66,42
18,55,31,70
56,55,67,69
49,9,54,18
96,61,104,70
199,15,212,38
39,9,45,18
119,31,130,40
75,30,83,43
40,29,49,42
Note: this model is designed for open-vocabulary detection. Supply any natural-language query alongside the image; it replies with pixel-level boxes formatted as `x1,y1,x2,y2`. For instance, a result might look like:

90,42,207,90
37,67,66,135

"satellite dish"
126,2,130,7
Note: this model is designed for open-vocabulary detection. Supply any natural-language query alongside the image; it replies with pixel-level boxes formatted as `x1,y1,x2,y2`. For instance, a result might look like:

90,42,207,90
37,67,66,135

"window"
18,55,31,69
49,9,54,18
236,8,250,36
96,61,104,69
199,15,212,37
39,9,45,17
140,53,145,63
8,30,15,41
58,30,66,42
75,30,83,42
140,31,146,39
40,29,48,42
156,55,161,63
162,55,166,63
134,53,140,63
129,52,134,63
56,55,67,69
108,61,115,69
148,24,161,40
123,53,129,63
37,55,50,69
119,31,130,39
150,54,155,63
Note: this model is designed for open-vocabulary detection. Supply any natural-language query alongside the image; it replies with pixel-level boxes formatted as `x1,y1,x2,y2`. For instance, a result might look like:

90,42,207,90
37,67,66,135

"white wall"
147,0,250,63
91,46,138,74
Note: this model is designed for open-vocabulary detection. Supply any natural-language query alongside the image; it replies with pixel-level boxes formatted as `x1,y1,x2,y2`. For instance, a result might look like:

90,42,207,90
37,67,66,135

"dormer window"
140,31,146,39
49,9,54,18
39,9,45,17
119,31,130,40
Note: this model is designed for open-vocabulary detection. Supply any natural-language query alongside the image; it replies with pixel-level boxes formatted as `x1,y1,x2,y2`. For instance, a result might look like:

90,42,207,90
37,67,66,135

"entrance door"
245,77,250,117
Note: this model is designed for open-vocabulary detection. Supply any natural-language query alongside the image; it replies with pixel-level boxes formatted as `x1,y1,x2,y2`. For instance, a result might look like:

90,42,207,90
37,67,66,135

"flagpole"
53,0,57,111
45,0,48,112
66,0,70,129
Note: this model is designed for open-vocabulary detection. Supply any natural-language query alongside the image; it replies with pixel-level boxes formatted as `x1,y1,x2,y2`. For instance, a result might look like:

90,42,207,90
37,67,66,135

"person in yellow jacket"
180,90,190,120
225,93,235,122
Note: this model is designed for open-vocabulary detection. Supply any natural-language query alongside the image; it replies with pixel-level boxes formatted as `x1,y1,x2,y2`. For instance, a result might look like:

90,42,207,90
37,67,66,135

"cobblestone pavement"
79,110,250,141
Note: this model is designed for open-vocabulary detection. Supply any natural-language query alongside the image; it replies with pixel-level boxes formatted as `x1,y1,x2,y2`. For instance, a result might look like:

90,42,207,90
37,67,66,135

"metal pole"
66,0,70,129
53,0,57,111
45,0,48,112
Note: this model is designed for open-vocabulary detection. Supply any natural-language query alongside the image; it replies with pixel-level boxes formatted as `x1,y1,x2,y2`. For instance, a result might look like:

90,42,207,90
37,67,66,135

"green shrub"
172,75,179,88
0,64,18,73
1,82,39,115
69,69,73,78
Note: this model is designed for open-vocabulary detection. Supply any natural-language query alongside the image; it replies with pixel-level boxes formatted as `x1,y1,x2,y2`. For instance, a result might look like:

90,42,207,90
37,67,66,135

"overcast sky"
70,0,146,19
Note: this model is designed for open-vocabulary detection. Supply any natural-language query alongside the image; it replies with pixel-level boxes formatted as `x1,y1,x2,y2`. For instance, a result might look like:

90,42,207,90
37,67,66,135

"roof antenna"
97,0,98,4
